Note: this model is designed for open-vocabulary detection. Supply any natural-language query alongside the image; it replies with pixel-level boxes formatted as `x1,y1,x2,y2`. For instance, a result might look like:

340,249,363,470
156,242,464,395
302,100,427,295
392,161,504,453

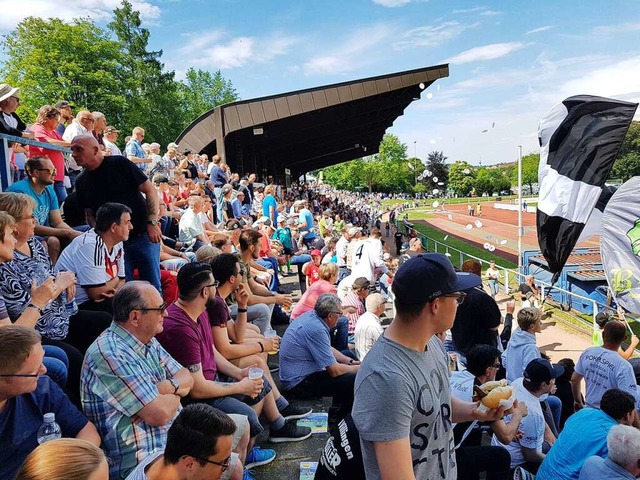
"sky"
2,0,639,166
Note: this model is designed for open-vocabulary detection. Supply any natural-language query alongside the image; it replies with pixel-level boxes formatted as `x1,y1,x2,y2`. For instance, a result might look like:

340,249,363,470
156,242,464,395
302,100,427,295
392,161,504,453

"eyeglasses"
330,311,343,316
80,117,95,123
137,302,168,313
192,454,232,471
35,168,56,175
489,363,501,369
205,281,220,288
437,292,467,305
0,364,44,378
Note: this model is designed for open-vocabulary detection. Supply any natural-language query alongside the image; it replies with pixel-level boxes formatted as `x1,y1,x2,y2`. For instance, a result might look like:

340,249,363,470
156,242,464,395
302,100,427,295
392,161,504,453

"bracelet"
237,308,248,313
27,303,44,315
349,359,354,365
258,341,264,353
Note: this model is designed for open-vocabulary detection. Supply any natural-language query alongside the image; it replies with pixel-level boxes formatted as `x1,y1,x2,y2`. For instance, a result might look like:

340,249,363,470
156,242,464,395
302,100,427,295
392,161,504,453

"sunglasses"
0,364,44,378
35,168,56,175
80,117,95,123
192,455,232,471
137,302,168,313
205,281,220,288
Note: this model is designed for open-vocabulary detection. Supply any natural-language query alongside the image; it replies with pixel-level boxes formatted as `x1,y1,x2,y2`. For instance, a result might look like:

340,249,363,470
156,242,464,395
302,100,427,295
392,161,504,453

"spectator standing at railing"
0,84,33,139
54,100,74,136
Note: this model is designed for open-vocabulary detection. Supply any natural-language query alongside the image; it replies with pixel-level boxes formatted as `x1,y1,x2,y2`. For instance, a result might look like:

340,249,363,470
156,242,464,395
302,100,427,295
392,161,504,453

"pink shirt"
29,124,66,182
291,280,336,320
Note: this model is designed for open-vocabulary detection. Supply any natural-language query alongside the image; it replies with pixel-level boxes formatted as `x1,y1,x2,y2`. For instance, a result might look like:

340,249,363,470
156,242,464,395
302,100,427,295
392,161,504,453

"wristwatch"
169,377,179,394
147,219,159,226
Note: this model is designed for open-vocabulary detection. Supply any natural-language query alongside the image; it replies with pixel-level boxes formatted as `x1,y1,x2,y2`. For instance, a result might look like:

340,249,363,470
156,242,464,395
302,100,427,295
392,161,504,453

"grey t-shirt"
352,335,455,480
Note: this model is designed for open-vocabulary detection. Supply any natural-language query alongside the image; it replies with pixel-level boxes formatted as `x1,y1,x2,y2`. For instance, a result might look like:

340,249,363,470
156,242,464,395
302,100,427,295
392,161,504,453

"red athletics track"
413,202,599,264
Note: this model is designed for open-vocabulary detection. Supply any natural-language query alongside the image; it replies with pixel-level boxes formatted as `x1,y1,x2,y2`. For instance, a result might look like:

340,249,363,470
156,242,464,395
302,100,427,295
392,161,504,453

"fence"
1,133,71,191
396,219,625,333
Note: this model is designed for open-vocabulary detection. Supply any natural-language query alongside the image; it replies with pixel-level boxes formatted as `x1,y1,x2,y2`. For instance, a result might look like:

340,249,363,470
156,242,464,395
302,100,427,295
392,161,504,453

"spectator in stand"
91,112,107,148
342,277,369,344
71,134,163,292
0,84,34,139
125,127,150,170
220,184,235,222
350,229,390,283
279,293,360,422
179,195,211,251
7,156,82,262
163,143,180,174
517,275,539,304
81,281,194,479
55,203,131,317
302,249,322,287
125,404,247,480
485,260,502,298
291,263,338,320
0,325,101,480
450,259,502,364
63,110,94,142
353,293,386,361
156,262,312,450
14,438,108,480
102,126,122,156
335,226,351,281
28,105,71,204
579,425,640,479
492,358,564,475
262,185,278,225
593,309,640,358
554,358,578,428
210,155,228,223
537,388,637,480
296,200,316,249
572,320,640,410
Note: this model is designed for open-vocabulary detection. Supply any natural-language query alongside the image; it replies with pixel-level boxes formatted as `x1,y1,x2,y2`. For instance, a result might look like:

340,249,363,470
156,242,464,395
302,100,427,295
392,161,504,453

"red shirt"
28,124,66,181
306,263,320,285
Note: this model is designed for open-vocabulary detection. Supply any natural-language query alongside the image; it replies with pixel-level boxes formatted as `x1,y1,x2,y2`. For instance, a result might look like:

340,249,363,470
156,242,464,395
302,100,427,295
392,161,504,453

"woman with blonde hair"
14,438,108,480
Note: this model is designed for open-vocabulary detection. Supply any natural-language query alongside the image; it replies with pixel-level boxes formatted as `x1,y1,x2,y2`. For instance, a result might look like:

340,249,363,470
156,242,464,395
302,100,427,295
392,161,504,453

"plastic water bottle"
37,413,62,444
62,291,78,317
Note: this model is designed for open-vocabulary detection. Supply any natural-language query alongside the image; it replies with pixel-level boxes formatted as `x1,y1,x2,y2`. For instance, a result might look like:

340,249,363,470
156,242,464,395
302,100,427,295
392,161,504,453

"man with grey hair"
91,111,107,148
279,293,360,421
81,281,194,479
354,293,386,360
579,424,640,479
63,110,95,181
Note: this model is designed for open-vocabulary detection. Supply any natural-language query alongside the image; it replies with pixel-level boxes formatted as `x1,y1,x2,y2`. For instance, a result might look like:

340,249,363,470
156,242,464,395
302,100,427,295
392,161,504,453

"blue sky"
2,0,639,165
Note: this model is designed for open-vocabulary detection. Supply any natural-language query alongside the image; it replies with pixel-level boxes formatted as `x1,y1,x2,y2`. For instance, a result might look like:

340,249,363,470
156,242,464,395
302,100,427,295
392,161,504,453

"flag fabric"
601,177,640,315
576,185,617,244
536,95,638,282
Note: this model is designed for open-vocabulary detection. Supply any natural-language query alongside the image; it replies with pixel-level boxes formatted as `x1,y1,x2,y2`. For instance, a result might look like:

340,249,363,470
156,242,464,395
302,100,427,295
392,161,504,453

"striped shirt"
81,322,183,479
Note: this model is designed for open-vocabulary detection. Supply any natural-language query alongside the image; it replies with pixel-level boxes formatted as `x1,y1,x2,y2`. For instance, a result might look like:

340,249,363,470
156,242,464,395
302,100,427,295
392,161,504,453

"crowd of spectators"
3,81,640,480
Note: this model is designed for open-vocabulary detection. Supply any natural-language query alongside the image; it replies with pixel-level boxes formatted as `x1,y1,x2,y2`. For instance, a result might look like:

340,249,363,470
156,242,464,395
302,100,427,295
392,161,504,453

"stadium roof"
175,64,449,180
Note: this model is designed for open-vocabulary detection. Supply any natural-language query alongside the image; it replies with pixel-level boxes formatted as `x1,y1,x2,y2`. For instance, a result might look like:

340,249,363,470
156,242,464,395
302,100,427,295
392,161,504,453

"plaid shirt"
342,291,365,334
81,322,183,479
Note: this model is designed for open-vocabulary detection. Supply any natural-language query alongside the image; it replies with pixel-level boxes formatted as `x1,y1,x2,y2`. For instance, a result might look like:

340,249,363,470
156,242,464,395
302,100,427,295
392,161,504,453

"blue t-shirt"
579,456,635,479
7,179,59,226
263,195,278,224
537,408,617,480
298,208,316,239
210,166,227,187
0,376,89,480
279,310,335,390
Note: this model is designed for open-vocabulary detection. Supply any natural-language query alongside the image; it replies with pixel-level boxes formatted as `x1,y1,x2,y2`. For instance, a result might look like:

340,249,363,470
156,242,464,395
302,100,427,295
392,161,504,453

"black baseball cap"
524,358,564,384
224,219,242,231
392,253,481,304
54,100,74,109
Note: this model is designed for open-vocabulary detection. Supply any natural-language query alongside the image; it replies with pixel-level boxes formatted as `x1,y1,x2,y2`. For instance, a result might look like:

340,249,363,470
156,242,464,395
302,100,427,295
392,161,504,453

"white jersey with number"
351,238,386,282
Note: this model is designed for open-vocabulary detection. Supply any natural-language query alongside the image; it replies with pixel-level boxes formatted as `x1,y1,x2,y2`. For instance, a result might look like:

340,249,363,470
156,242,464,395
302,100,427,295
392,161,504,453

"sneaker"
280,403,312,421
245,446,276,468
268,421,312,443
268,362,279,373
243,468,257,480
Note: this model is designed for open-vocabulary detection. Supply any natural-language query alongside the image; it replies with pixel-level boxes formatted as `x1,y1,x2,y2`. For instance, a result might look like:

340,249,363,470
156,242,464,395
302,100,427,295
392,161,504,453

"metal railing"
1,133,71,191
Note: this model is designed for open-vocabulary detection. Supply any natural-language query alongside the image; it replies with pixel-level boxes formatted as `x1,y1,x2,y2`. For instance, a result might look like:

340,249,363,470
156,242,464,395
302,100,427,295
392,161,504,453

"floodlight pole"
518,145,523,274
413,141,417,188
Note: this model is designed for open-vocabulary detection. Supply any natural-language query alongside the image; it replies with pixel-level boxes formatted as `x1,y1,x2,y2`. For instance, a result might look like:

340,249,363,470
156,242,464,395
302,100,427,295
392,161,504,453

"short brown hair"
461,259,482,276
211,233,231,250
517,307,541,331
0,325,41,375
319,262,338,281
603,320,627,345
239,228,262,252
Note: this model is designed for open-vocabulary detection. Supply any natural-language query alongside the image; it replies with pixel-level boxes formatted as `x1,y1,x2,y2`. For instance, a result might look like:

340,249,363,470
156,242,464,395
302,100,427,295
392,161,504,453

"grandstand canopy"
175,64,449,181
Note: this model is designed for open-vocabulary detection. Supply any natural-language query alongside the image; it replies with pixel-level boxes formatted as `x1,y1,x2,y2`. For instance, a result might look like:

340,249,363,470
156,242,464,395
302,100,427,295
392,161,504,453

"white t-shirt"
336,235,349,267
491,377,545,468
337,274,356,299
62,121,87,142
354,312,383,360
575,346,640,409
449,369,475,403
103,138,122,157
351,238,387,282
179,208,205,242
55,229,125,305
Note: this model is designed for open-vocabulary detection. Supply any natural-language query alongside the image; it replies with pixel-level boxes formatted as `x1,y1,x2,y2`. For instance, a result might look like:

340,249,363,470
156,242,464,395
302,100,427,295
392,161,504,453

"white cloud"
452,6,487,14
394,21,478,50
446,42,525,64
372,0,411,6
592,22,640,35
303,24,394,75
174,32,298,70
0,0,161,30
479,10,502,16
525,25,553,35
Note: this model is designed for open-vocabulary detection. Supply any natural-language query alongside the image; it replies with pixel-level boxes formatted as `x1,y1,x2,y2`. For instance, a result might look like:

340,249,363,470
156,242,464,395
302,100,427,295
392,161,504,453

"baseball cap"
167,142,179,150
392,253,481,304
152,174,169,184
524,358,564,384
104,126,120,134
352,277,371,290
54,100,74,109
311,249,322,257
223,219,242,231
252,216,272,229
348,226,362,237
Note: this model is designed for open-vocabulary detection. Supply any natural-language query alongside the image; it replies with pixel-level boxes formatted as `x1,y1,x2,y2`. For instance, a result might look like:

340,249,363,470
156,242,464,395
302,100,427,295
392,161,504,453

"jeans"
43,345,69,389
214,187,224,225
330,317,357,359
161,258,189,271
41,338,84,408
54,181,68,204
290,254,311,293
488,279,499,297
545,395,562,433
188,395,264,438
256,257,280,291
124,233,162,292
230,303,274,334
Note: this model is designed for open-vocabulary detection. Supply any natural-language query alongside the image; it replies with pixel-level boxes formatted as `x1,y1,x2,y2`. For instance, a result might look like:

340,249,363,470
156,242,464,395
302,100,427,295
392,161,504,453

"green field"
381,194,536,208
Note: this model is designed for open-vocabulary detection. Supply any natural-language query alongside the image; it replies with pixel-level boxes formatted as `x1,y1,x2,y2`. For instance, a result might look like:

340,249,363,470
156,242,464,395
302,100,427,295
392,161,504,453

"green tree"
611,122,640,181
178,68,239,121
426,151,449,190
448,161,476,196
2,17,124,124
321,160,363,190
108,0,180,142
511,153,539,194
474,168,494,196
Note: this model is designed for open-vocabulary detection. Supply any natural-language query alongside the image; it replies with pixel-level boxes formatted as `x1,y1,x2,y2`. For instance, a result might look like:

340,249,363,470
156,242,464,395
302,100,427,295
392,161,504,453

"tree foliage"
448,161,476,196
612,122,640,182
510,153,539,194
1,1,239,144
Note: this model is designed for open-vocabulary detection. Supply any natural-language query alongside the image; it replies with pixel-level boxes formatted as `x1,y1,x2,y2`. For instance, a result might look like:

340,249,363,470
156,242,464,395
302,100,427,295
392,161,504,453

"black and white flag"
537,95,637,282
